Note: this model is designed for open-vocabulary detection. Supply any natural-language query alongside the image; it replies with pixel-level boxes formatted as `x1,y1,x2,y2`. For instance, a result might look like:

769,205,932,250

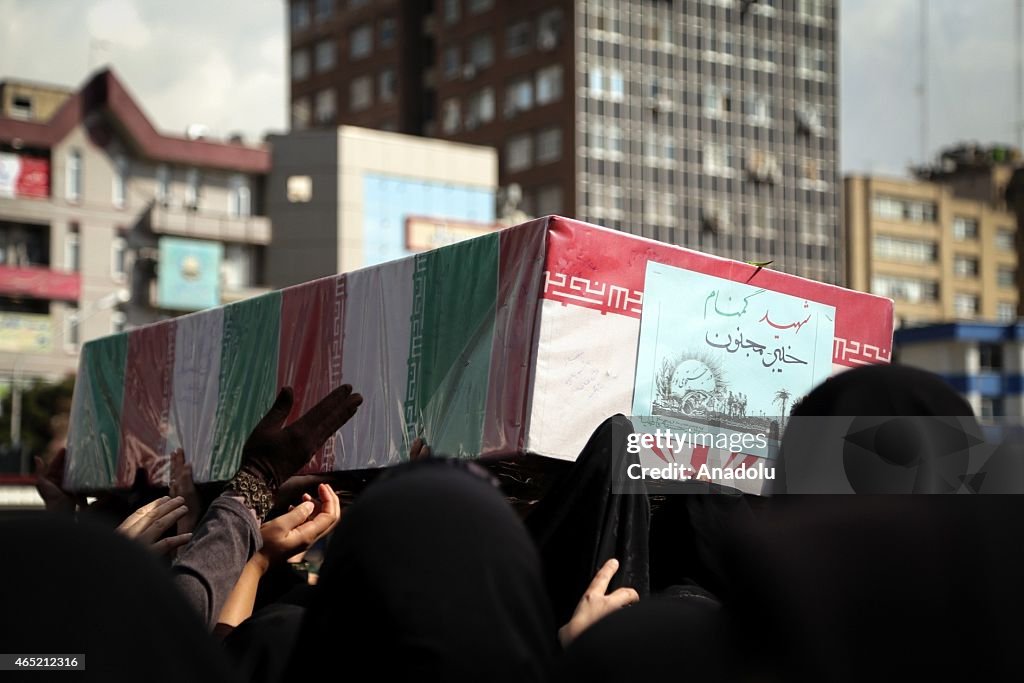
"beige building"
267,125,497,285
845,145,1019,328
0,69,271,381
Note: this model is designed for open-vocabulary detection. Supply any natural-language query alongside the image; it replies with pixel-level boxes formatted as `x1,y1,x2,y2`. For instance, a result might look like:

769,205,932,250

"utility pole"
918,0,929,163
1017,0,1023,149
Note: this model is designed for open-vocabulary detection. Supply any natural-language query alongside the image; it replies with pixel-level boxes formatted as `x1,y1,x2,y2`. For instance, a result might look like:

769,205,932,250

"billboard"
0,313,54,353
0,153,50,199
157,237,222,311
405,216,501,252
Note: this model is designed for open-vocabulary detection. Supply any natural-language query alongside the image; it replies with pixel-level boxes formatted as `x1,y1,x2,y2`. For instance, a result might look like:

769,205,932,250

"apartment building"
0,69,271,381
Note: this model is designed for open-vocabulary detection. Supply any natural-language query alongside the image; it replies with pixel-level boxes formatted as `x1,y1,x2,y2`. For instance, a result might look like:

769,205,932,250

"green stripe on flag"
406,233,499,456
210,291,282,481
67,332,128,490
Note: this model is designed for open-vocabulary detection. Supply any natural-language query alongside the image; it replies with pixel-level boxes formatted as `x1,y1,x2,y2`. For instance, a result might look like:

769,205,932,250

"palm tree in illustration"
773,388,793,426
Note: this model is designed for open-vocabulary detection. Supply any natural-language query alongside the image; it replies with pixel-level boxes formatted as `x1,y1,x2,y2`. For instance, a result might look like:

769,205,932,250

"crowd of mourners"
2,363,1021,682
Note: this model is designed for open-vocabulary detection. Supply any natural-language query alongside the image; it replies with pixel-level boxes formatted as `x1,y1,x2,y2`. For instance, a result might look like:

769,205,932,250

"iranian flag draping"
65,217,892,491
65,221,546,490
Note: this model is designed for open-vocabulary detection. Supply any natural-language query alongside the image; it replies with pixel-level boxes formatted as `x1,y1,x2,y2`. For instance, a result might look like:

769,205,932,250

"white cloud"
86,0,151,50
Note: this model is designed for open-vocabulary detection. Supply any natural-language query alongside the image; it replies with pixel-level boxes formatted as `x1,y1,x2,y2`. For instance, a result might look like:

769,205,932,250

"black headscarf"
223,604,305,683
0,513,239,683
286,459,557,682
724,496,1024,681
525,414,651,625
722,364,1021,679
554,595,729,682
776,364,984,494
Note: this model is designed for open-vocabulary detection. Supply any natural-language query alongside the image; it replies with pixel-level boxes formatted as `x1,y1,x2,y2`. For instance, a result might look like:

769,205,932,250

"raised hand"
558,558,640,647
409,437,432,461
238,385,363,490
116,496,193,555
256,483,341,568
168,448,201,535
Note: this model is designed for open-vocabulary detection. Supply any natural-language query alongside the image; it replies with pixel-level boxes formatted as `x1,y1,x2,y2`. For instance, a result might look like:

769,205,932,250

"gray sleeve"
171,494,262,628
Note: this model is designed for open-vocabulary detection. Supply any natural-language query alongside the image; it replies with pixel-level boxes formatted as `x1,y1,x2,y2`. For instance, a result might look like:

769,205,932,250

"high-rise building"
288,0,840,282
845,144,1020,328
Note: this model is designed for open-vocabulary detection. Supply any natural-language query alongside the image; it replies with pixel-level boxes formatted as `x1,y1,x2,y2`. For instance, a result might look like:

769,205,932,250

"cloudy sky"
0,0,1018,176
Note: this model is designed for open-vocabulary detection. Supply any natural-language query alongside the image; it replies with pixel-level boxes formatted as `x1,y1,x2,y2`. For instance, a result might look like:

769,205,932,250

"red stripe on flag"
118,320,175,487
277,276,342,473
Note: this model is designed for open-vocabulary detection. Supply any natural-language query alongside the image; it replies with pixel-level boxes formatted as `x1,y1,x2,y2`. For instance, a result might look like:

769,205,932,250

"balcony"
0,265,79,301
149,205,271,246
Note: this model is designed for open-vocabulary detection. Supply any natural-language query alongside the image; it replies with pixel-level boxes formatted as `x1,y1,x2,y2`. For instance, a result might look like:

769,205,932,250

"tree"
773,388,793,420
0,375,75,473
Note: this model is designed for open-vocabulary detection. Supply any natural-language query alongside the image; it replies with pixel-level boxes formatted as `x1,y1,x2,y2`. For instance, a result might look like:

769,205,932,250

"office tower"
289,0,839,281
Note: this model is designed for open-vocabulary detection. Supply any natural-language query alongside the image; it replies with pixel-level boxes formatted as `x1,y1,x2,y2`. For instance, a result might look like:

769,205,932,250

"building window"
315,0,333,20
999,266,1016,288
315,40,337,72
954,293,980,317
291,1,310,31
536,185,563,216
703,142,731,176
872,236,937,263
229,175,251,218
443,46,461,80
65,149,81,201
112,154,128,208
872,196,937,223
535,126,562,164
380,17,396,48
535,65,563,105
156,164,170,203
504,76,533,117
111,236,128,281
350,24,373,59
744,93,771,125
998,302,1017,322
222,243,255,291
442,0,460,24
348,78,371,112
287,175,313,203
953,216,979,240
704,83,732,117
997,228,1015,250
537,8,562,50
379,69,396,103
871,275,939,303
979,343,1003,370
64,225,80,272
506,20,531,57
589,66,603,95
468,33,494,71
442,98,461,133
10,94,32,119
292,50,310,81
465,87,495,129
980,397,1004,420
64,305,79,352
185,168,199,209
953,255,979,278
316,88,338,121
468,0,493,14
291,97,311,130
505,133,533,172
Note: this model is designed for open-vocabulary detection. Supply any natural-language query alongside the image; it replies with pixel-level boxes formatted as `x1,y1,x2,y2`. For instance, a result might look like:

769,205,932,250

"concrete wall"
265,130,341,288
